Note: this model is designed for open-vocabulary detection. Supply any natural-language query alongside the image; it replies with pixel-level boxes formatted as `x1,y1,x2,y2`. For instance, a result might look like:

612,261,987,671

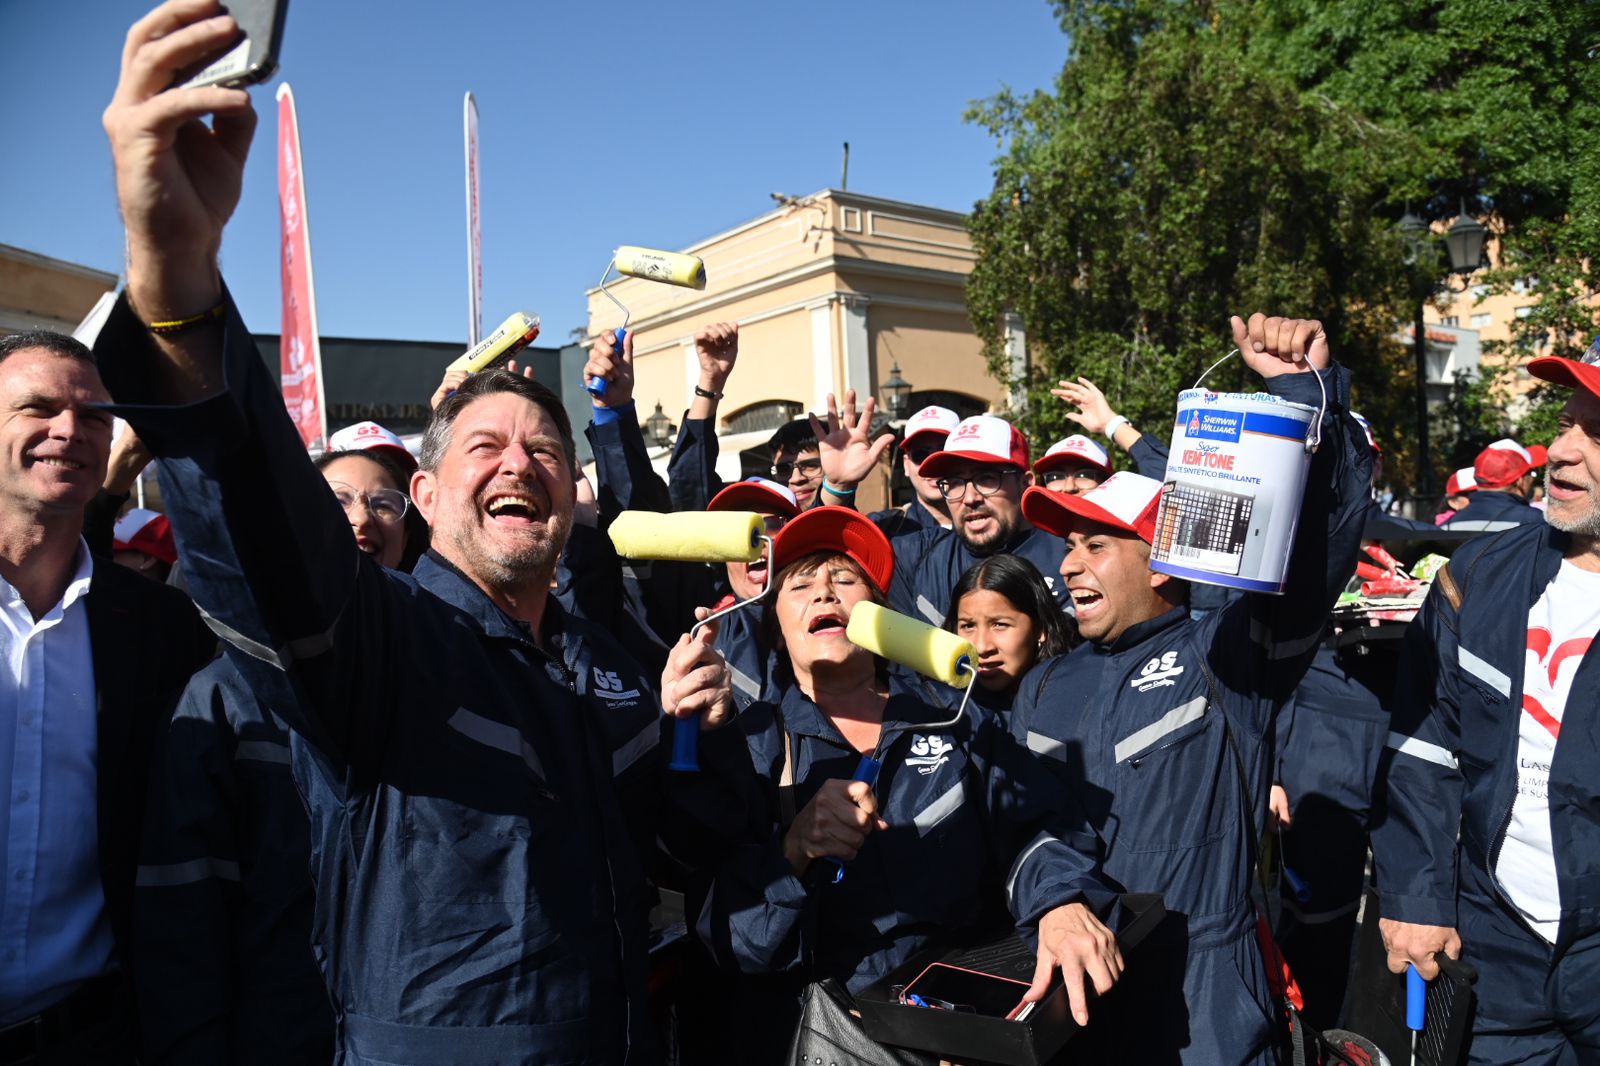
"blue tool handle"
825,757,884,883
1406,963,1426,1031
668,714,699,772
586,326,625,396
1283,864,1312,903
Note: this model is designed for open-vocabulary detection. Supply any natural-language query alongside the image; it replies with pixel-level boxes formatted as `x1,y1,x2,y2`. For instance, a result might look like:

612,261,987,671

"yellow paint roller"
607,510,764,564
846,601,976,688
607,509,773,771
589,246,709,397
446,311,541,374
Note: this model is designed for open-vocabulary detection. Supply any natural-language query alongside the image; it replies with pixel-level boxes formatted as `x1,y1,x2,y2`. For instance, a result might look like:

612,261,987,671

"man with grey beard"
94,4,737,1061
1374,341,1600,1065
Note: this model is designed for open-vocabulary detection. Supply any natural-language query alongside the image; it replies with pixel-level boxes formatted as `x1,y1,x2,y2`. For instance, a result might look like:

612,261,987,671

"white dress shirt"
0,541,113,1021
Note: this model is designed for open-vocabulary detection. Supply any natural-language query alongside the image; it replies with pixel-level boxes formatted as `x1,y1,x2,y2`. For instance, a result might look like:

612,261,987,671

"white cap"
918,415,1030,477
1445,467,1477,496
1034,435,1112,476
708,476,800,517
901,405,961,447
327,421,418,472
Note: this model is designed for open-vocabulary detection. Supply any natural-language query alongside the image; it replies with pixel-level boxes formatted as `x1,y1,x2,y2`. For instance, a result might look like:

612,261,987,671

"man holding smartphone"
97,4,739,1064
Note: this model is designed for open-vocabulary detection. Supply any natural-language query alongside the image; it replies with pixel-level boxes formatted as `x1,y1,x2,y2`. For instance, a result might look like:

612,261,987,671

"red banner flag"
277,82,327,451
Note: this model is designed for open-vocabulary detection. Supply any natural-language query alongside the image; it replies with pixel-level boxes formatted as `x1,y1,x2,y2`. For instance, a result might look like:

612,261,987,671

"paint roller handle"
668,712,698,772
825,756,883,883
585,327,620,397
1282,864,1312,904
1406,962,1427,1032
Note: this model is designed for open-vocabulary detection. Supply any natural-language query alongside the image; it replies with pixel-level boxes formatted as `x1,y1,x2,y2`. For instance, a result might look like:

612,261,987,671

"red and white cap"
328,421,419,473
901,405,961,449
1033,435,1112,477
707,477,799,518
1445,467,1478,496
1472,438,1546,489
112,508,177,565
770,505,894,593
1021,472,1162,545
917,415,1029,478
1528,334,1600,403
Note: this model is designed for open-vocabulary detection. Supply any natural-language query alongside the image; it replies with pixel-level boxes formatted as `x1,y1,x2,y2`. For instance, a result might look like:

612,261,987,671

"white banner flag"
465,92,483,346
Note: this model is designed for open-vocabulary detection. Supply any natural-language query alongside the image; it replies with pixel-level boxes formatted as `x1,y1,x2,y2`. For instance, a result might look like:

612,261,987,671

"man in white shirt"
1376,340,1600,1065
0,331,213,1064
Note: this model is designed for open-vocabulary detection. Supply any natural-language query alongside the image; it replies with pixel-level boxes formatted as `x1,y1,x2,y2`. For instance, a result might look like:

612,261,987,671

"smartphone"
899,962,1032,1020
175,0,290,90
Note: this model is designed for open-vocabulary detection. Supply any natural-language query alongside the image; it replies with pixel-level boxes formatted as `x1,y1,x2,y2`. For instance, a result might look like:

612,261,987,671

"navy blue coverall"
1440,488,1543,532
1374,521,1600,1064
685,683,1114,1044
132,658,332,1065
96,292,692,1066
1010,365,1369,1065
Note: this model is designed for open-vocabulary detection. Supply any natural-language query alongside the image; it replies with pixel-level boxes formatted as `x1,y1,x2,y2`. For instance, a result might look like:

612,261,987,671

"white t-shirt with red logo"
1495,561,1600,942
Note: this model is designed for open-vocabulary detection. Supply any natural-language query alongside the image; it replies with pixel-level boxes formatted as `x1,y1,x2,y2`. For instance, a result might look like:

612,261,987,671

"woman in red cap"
683,506,1120,1062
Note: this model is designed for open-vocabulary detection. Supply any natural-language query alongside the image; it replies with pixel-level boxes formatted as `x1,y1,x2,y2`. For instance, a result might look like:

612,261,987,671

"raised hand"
1230,313,1330,379
584,330,635,408
105,0,258,323
1051,376,1118,435
693,322,739,391
810,390,894,492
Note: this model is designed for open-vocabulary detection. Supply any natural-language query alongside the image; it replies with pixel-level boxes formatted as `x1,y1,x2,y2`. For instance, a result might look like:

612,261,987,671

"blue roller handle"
586,327,624,396
669,711,699,772
1406,963,1427,1032
827,756,883,884
1283,864,1312,903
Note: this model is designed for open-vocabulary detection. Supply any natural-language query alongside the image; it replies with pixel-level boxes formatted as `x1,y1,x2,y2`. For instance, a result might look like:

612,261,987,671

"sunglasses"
771,457,823,481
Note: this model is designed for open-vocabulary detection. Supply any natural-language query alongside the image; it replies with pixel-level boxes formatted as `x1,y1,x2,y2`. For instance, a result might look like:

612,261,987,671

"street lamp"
1396,199,1486,501
880,363,913,421
644,400,674,448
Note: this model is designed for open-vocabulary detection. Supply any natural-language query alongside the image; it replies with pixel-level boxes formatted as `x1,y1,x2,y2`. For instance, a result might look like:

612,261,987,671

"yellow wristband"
147,302,225,335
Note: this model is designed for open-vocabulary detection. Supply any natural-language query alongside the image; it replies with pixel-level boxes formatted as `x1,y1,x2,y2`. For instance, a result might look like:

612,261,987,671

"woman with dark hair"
943,554,1076,711
312,447,428,573
685,507,1120,1062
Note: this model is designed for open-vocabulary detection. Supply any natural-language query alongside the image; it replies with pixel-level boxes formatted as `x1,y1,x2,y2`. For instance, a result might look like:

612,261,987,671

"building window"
721,400,803,435
1440,316,1459,327
1516,306,1533,319
1470,313,1492,328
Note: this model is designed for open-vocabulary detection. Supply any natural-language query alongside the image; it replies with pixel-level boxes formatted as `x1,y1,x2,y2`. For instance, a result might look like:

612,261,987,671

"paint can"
1150,352,1325,594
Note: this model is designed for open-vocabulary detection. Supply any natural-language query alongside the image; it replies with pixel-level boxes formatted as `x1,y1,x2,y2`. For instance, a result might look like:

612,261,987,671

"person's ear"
410,469,437,525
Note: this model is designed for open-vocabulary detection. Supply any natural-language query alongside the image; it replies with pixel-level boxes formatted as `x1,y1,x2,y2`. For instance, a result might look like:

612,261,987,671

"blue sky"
0,1,1067,346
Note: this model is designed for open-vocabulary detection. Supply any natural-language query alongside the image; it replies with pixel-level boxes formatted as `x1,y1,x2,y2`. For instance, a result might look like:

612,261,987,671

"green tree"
967,0,1600,489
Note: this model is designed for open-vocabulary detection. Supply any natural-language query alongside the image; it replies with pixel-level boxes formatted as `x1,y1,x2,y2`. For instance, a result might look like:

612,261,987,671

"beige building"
585,190,1017,511
0,244,118,337
1423,233,1597,416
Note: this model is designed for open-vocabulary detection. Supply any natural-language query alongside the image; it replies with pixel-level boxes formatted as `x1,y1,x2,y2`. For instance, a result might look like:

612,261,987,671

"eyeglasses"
771,457,823,481
935,468,1023,500
328,481,409,524
1039,468,1106,487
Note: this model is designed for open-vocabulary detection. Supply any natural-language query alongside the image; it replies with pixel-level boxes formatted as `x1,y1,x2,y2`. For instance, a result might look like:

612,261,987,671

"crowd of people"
5,2,1600,1064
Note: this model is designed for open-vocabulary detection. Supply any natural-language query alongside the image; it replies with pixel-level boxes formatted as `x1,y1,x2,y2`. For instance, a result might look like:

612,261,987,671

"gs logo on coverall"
905,735,954,776
592,668,641,705
1129,651,1184,693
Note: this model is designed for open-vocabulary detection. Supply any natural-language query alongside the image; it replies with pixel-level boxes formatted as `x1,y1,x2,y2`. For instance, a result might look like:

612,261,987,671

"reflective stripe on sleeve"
915,595,943,626
1386,731,1459,770
1026,731,1067,762
1458,646,1511,698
